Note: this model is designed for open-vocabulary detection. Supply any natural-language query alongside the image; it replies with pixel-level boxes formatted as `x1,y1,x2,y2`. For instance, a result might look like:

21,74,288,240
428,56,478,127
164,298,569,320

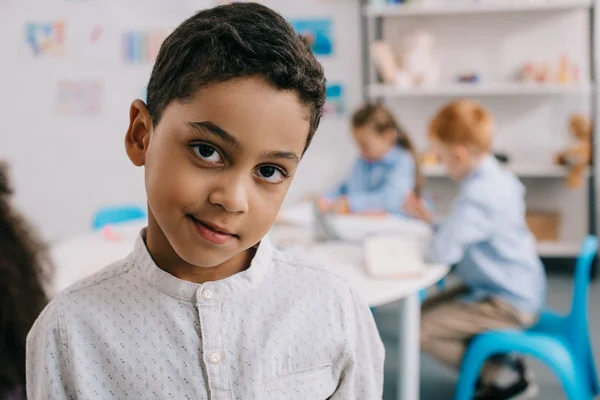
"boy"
405,99,546,399
26,4,384,399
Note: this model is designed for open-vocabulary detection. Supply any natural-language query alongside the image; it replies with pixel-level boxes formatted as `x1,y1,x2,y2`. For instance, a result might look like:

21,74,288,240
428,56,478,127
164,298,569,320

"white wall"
0,0,362,241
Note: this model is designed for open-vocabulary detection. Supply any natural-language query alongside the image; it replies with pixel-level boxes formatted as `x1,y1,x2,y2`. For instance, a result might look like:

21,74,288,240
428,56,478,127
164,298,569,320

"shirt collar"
363,146,403,166
131,229,274,302
461,154,498,184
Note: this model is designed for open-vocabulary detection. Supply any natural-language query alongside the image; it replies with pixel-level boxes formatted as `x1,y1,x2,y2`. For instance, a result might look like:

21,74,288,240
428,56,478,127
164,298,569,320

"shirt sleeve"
324,180,349,200
331,289,385,399
425,194,492,265
347,155,415,214
26,298,73,400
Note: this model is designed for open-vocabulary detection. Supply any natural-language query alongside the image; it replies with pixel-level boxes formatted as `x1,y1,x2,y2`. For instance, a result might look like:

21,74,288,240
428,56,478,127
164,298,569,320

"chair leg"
455,338,593,400
454,349,486,400
552,364,592,400
586,341,600,396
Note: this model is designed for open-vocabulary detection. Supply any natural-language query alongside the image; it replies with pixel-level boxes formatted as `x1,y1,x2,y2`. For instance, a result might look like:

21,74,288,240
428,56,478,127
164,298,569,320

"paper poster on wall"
123,30,167,64
71,4,114,63
290,19,333,56
323,83,344,117
25,21,66,57
73,23,112,63
57,80,103,116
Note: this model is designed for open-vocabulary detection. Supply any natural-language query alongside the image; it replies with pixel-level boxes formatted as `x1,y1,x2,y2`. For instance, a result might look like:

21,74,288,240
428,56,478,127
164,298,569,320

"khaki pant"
420,286,537,383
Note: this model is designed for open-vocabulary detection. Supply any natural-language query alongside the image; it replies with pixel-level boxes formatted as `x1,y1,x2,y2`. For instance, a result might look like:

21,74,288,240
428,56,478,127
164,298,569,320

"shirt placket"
196,284,232,400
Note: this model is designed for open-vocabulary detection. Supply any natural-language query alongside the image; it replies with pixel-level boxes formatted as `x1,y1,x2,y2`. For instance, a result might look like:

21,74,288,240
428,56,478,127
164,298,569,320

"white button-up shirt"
27,232,385,399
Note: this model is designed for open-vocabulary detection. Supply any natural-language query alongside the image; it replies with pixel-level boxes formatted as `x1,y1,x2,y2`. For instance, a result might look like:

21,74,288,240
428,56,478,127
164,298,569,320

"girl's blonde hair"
351,103,422,196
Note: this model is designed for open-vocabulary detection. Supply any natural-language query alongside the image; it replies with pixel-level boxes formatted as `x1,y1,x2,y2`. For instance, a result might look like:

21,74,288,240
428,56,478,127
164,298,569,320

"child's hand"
330,197,351,214
403,192,433,224
317,197,333,212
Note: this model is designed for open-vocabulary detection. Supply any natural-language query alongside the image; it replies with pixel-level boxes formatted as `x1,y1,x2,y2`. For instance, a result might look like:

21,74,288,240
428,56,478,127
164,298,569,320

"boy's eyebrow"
188,121,301,164
187,121,241,148
262,150,300,164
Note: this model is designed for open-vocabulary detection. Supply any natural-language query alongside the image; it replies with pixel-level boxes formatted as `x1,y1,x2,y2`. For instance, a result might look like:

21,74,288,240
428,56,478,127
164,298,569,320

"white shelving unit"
537,240,583,257
422,163,570,178
361,0,597,259
368,82,592,98
365,0,593,17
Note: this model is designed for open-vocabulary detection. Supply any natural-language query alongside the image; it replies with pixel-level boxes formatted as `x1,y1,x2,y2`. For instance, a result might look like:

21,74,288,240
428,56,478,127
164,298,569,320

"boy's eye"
192,144,223,163
256,165,285,183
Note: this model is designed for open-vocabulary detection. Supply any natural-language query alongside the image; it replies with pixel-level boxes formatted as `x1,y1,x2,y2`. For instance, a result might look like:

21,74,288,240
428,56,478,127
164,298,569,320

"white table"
50,221,449,400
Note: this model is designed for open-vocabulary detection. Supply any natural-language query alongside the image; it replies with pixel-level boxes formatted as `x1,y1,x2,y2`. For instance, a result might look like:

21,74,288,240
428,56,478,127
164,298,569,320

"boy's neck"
459,151,488,181
144,218,256,284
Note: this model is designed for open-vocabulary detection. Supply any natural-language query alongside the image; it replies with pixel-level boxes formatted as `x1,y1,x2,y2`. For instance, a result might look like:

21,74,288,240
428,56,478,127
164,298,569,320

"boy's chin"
176,244,253,269
178,250,238,269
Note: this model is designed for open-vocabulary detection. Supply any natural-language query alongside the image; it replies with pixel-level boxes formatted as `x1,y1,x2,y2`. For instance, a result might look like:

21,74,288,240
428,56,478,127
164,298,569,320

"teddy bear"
555,114,592,189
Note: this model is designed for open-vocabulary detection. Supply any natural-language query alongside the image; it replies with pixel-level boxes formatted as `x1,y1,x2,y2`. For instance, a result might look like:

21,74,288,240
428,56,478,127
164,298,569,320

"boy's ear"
125,100,153,167
455,144,470,163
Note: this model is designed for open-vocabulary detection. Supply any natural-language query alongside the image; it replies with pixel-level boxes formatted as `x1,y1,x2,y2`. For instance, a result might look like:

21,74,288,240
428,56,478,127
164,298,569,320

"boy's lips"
187,215,238,245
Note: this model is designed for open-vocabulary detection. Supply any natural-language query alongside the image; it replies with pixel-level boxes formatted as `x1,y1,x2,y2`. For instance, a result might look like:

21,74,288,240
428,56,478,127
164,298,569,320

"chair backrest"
92,205,146,230
567,235,598,359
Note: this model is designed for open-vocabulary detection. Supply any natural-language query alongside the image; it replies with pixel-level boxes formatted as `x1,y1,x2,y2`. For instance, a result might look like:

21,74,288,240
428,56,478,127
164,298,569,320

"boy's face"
352,126,396,162
126,78,309,269
430,137,472,180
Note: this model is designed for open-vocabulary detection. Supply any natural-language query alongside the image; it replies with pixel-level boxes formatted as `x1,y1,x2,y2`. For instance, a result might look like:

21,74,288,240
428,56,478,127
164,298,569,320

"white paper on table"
276,202,315,227
363,234,427,278
330,214,432,242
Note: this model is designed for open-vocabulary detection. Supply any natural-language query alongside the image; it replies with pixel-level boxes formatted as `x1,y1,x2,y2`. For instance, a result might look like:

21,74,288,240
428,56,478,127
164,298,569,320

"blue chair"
92,205,146,230
454,236,599,400
419,278,448,302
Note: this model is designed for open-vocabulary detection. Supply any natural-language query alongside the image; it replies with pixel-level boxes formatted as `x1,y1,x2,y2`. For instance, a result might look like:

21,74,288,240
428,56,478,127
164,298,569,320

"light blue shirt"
426,155,546,314
325,147,415,214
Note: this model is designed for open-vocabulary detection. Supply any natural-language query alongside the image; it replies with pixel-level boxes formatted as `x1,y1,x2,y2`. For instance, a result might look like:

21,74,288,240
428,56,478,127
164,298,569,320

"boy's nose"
208,176,250,214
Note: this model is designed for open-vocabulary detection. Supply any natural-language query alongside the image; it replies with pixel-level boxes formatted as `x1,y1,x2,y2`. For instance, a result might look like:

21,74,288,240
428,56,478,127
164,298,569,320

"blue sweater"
325,147,415,214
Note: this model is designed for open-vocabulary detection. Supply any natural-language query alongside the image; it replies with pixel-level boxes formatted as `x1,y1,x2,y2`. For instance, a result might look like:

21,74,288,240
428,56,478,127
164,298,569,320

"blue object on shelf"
454,236,599,400
92,205,146,230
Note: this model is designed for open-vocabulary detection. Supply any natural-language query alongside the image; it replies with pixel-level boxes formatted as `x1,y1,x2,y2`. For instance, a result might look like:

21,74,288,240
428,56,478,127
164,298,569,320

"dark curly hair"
0,162,51,395
146,2,327,153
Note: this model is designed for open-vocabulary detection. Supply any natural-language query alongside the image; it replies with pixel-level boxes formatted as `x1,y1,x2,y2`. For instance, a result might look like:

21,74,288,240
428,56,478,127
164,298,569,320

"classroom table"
50,219,449,400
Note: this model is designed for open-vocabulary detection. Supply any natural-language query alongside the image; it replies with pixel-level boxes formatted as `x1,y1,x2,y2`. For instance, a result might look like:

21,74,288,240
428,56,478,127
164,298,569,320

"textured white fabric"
27,231,385,399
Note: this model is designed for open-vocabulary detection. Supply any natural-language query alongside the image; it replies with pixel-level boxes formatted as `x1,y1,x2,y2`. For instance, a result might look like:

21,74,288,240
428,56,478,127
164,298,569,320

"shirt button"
209,351,222,364
202,288,215,301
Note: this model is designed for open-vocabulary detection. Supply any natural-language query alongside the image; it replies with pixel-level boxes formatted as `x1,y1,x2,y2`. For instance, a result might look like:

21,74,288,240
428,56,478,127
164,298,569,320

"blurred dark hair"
0,162,51,394
146,2,327,153
351,103,423,196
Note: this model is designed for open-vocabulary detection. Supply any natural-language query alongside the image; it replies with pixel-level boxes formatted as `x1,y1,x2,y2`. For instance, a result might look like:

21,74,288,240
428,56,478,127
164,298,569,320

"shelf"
365,0,593,17
537,241,581,257
423,164,568,178
368,82,592,98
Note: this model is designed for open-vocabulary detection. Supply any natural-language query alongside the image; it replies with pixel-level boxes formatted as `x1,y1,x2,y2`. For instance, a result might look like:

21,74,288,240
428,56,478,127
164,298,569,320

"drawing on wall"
57,80,103,116
290,19,333,56
323,83,344,117
122,30,166,64
73,22,112,63
25,21,66,57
